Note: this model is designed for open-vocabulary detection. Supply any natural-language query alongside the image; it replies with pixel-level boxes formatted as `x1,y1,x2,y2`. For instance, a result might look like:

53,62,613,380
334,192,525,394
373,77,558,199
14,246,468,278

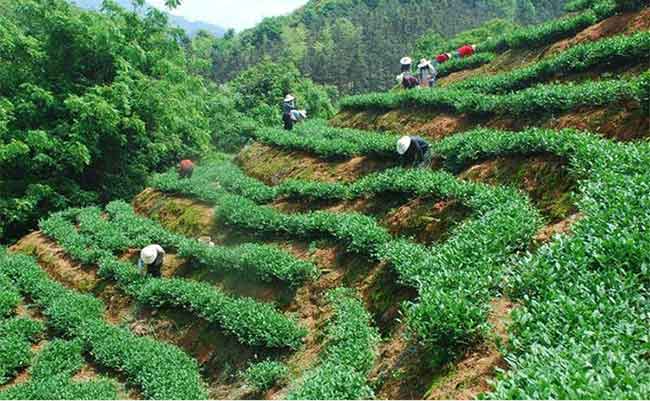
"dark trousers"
283,112,294,131
179,167,194,179
148,258,163,278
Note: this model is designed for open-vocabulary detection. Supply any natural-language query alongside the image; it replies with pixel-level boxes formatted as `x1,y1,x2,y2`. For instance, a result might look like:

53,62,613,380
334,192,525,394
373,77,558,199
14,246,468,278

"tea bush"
253,121,397,160
437,53,496,78
453,32,650,94
0,318,43,385
104,201,318,284
340,75,644,115
152,146,541,352
0,252,208,399
1,339,119,400
243,360,289,393
39,212,307,349
419,127,650,398
0,275,20,317
288,289,379,400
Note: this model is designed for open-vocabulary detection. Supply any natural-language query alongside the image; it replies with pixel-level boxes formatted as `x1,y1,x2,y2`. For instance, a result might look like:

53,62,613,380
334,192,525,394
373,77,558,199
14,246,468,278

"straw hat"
400,57,413,66
397,136,412,155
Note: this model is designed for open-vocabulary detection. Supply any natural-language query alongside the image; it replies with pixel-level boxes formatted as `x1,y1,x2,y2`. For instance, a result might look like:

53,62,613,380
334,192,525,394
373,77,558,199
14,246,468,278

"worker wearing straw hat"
417,58,437,88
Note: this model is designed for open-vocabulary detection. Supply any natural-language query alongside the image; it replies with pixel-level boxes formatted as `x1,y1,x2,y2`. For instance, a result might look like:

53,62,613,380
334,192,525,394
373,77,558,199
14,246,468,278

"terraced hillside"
1,0,649,399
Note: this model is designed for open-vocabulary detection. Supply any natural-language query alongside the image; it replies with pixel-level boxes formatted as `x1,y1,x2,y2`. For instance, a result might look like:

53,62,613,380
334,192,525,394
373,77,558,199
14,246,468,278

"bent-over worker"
457,44,476,58
178,159,194,179
139,244,165,278
396,135,432,168
396,57,419,90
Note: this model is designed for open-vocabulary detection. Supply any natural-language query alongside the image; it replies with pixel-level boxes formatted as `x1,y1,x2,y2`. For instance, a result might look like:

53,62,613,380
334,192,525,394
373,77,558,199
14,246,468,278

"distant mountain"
69,0,225,37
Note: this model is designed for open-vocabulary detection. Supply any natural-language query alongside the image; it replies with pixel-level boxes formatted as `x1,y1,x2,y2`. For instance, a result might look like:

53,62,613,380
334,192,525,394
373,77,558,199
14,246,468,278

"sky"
148,0,309,31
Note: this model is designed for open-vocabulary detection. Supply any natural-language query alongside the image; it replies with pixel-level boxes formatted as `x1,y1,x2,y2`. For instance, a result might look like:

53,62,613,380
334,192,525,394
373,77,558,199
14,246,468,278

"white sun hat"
397,136,412,155
418,58,431,68
141,246,159,265
400,57,412,66
284,94,295,102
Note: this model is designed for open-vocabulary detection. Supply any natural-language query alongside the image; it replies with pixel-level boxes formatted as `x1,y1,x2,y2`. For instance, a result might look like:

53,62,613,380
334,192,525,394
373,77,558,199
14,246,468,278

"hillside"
70,0,226,36
1,1,649,400
212,0,570,94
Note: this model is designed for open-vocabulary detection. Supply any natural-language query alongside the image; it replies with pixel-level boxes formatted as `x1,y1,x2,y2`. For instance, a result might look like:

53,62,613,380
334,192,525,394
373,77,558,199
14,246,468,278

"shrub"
0,318,44,385
288,289,379,400
243,360,289,393
1,339,119,400
453,32,650,94
40,211,308,349
152,140,540,353
340,76,643,116
0,253,208,399
0,275,20,317
437,53,496,78
420,127,650,399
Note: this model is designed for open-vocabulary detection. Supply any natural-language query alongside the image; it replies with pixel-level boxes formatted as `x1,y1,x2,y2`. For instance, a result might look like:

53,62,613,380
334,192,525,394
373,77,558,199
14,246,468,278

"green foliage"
228,61,337,126
437,53,497,78
0,318,43,385
0,0,260,243
564,0,596,11
103,201,318,284
288,288,379,400
0,275,21,318
252,120,397,159
636,69,650,115
2,339,119,400
235,120,650,396
414,19,517,61
158,145,539,354
243,360,289,393
340,76,643,116
422,127,650,399
454,32,650,94
481,8,602,52
39,210,308,349
0,252,208,400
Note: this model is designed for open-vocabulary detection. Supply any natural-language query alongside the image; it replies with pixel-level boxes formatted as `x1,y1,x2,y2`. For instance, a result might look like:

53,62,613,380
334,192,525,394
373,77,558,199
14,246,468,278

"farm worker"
396,57,419,90
282,94,297,131
435,53,452,64
458,44,476,58
178,159,194,179
417,58,437,88
396,135,432,168
138,244,165,278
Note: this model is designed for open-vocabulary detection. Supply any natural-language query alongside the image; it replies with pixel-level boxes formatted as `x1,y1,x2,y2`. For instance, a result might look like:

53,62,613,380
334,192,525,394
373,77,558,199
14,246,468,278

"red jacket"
435,53,450,63
458,45,475,58
179,159,194,171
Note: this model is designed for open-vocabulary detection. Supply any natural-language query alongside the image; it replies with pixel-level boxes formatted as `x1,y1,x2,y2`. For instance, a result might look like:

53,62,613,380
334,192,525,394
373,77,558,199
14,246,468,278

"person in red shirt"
178,159,194,179
435,53,451,64
457,44,476,58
